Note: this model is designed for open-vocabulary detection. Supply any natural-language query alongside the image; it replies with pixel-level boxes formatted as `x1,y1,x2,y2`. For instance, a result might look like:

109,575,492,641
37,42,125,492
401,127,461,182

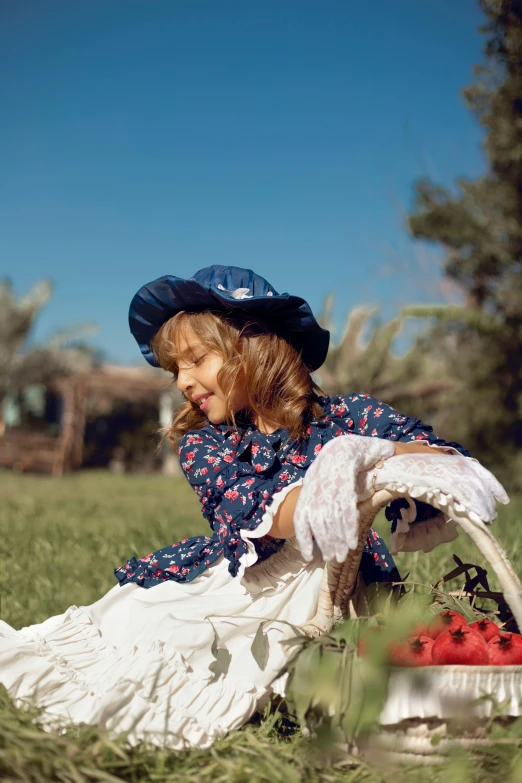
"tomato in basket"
427,610,468,640
470,618,501,643
487,633,522,666
432,626,489,665
389,636,434,668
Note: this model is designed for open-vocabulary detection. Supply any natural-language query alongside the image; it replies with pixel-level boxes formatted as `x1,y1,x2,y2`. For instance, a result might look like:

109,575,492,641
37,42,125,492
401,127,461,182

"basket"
302,487,522,764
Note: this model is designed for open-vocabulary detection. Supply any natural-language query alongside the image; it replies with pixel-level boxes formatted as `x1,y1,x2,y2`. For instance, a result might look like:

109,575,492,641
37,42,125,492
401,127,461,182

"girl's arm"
269,440,452,538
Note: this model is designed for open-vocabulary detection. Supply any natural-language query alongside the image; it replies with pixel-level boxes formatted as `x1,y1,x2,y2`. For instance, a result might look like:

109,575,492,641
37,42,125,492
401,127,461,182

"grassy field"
1,468,522,782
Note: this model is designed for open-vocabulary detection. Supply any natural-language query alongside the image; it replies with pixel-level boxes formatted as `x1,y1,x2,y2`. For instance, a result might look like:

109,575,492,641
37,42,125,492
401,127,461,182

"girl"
0,265,470,749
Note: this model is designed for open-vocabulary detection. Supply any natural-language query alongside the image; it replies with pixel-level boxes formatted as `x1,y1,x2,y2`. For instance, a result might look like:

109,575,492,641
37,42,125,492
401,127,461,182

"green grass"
1,469,522,782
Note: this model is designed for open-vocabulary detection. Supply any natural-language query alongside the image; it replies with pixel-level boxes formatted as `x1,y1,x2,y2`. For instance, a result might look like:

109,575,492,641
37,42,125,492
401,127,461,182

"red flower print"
359,416,368,428
186,451,195,461
224,455,234,463
201,467,208,474
371,428,378,436
167,564,180,573
245,478,255,486
207,456,216,463
374,408,383,417
279,472,289,481
255,463,264,472
224,489,239,501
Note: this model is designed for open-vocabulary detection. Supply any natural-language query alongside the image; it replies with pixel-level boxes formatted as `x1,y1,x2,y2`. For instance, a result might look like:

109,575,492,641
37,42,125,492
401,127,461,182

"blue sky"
1,0,486,364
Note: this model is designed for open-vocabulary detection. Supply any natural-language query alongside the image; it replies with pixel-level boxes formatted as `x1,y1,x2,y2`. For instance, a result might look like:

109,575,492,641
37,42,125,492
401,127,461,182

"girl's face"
175,327,248,424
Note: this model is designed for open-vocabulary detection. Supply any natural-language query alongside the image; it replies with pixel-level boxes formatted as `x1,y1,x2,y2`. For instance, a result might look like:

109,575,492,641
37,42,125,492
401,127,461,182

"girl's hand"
361,450,508,524
293,434,396,562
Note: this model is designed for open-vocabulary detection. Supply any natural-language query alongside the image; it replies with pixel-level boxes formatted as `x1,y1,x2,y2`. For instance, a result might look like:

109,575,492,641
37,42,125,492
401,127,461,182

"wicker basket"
304,488,522,764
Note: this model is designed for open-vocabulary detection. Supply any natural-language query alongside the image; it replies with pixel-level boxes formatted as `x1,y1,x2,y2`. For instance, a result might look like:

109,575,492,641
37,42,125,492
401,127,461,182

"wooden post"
159,390,180,476
53,379,76,476
71,377,87,469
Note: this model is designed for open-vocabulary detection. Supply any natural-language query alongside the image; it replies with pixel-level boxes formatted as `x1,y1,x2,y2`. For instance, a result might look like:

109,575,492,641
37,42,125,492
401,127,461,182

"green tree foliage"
407,0,522,485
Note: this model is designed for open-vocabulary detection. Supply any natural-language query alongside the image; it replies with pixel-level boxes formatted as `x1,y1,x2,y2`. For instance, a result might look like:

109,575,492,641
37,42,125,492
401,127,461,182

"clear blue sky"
1,0,486,365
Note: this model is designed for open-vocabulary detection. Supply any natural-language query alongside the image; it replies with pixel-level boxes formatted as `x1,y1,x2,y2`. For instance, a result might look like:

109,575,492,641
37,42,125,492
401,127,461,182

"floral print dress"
115,393,468,588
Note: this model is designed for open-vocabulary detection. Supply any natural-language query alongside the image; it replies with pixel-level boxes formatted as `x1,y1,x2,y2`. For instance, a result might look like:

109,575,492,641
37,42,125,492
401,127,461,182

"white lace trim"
239,479,310,594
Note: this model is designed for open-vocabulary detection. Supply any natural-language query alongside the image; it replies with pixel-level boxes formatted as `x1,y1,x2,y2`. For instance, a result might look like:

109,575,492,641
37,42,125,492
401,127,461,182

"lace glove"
294,434,396,562
369,444,466,527
357,452,509,523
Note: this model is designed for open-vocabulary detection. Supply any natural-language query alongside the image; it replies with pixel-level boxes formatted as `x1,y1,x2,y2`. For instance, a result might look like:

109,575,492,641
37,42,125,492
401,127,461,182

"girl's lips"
199,394,213,412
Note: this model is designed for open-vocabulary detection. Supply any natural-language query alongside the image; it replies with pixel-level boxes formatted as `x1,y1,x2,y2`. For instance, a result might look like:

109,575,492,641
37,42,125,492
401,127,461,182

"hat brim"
129,275,329,372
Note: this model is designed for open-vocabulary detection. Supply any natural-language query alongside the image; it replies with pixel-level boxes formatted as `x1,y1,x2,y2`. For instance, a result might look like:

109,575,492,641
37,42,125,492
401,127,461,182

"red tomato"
410,623,430,638
390,636,434,668
432,627,489,665
488,633,522,666
427,610,468,640
470,618,501,643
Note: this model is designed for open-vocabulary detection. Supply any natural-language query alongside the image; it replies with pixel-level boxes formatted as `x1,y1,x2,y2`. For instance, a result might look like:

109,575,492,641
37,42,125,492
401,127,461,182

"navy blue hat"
129,265,330,372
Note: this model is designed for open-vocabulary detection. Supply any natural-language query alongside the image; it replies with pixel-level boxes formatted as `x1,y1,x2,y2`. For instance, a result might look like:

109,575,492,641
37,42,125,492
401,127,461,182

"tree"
315,295,454,414
407,0,522,485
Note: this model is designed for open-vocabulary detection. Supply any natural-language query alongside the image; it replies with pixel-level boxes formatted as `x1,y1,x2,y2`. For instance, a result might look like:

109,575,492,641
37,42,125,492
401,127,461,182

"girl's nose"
176,368,194,395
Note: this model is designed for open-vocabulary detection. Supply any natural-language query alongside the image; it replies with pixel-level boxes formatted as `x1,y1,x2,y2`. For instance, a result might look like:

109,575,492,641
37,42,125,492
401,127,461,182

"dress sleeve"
178,429,285,577
342,393,470,456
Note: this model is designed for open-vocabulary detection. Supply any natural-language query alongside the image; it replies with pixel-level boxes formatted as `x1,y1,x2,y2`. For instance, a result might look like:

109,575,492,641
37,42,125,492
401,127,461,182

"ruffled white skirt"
0,483,324,749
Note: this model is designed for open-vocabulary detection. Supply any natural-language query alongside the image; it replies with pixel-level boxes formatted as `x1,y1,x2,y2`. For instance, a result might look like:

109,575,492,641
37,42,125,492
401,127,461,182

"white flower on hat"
217,284,253,299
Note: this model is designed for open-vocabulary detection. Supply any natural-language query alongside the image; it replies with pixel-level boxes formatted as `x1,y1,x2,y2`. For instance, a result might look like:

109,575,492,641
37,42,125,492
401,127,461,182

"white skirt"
0,483,324,749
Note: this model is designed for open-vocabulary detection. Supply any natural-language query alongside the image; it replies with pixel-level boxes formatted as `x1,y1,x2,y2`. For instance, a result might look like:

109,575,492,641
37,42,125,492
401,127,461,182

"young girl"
0,265,471,749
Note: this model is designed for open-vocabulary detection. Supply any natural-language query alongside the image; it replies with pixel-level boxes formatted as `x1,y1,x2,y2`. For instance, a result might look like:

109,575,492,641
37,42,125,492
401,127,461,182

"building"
0,365,181,476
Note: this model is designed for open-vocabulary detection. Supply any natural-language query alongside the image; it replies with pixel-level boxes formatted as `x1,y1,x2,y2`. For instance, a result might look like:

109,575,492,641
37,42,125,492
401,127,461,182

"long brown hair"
151,310,326,446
